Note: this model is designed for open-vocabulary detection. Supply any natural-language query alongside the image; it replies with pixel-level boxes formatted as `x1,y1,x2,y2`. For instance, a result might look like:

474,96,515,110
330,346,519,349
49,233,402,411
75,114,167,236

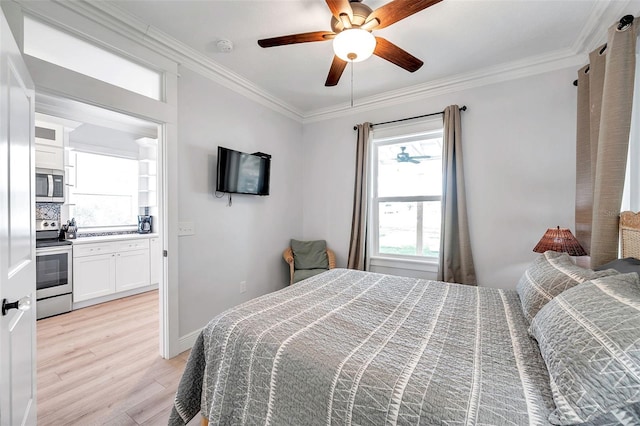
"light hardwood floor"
37,290,189,426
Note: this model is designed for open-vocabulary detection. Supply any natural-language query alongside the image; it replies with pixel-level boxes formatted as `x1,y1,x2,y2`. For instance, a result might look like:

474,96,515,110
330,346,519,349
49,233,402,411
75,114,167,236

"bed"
170,218,640,426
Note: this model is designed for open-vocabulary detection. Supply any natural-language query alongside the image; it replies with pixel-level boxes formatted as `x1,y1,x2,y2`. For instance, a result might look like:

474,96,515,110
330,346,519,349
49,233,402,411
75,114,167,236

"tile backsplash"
36,203,140,238
36,203,61,221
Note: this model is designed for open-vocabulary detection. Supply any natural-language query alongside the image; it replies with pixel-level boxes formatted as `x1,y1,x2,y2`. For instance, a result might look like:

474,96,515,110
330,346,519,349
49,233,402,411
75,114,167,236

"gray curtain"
437,105,476,285
575,18,637,268
347,122,372,270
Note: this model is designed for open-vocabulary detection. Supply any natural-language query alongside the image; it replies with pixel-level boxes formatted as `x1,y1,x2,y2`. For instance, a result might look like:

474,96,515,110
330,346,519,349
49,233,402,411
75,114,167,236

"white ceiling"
99,1,639,116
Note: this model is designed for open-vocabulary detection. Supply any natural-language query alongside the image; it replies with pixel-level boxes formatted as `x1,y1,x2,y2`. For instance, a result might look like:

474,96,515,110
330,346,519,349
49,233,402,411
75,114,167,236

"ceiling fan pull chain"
350,61,354,108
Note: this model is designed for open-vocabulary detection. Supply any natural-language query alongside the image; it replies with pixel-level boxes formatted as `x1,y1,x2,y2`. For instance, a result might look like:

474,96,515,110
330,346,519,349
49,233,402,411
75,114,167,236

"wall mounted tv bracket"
252,152,272,159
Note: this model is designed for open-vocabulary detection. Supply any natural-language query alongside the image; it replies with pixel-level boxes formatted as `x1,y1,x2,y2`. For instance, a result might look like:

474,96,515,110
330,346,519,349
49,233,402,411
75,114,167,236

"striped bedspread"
170,268,557,425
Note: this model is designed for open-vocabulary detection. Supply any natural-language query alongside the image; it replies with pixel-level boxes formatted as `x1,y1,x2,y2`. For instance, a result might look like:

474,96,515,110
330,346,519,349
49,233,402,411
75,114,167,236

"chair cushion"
516,250,618,322
293,269,328,284
291,239,329,270
529,272,640,424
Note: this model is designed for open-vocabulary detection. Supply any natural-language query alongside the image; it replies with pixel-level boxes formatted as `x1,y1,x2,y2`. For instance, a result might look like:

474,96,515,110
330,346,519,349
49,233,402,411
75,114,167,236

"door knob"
2,296,31,316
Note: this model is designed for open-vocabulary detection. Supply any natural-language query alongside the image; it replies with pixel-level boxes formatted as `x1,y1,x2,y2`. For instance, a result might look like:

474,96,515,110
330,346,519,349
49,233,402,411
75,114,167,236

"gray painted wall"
176,67,304,335
301,67,578,289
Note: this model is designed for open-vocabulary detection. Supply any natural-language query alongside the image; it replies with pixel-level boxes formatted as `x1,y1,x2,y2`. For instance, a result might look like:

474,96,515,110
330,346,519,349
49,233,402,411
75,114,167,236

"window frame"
368,124,444,267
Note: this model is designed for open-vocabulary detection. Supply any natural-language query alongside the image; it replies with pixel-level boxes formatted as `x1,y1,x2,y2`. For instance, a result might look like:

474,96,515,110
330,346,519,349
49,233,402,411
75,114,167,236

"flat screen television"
216,146,271,196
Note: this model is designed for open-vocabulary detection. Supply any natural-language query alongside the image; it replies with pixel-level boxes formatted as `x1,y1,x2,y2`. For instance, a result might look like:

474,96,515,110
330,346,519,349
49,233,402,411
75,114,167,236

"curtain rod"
573,14,634,86
353,105,467,131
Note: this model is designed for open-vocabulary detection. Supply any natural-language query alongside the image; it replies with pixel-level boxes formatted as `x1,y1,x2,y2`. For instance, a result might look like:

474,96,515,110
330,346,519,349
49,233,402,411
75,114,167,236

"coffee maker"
137,215,152,234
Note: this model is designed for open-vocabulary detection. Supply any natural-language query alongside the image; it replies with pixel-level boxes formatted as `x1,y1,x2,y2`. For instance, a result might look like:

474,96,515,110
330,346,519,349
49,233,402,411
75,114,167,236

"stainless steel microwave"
35,168,64,203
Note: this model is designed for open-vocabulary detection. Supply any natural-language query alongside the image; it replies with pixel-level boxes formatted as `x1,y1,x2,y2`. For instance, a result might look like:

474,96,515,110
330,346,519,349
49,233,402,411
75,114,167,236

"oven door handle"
47,174,54,198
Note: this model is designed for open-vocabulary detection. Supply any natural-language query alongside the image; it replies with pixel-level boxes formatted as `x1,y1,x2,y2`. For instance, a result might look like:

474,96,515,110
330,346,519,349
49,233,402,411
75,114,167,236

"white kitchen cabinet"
35,121,64,170
73,252,115,302
115,249,150,292
149,237,161,286
73,239,150,303
35,145,64,171
35,122,63,147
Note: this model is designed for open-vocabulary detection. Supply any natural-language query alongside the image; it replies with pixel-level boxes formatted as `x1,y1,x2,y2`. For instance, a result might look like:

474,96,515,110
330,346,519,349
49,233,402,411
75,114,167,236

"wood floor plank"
37,290,190,425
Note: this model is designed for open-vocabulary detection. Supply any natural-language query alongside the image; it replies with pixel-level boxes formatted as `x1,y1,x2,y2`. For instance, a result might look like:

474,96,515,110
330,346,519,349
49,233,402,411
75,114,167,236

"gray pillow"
291,239,329,270
516,250,618,322
595,257,640,274
529,272,640,424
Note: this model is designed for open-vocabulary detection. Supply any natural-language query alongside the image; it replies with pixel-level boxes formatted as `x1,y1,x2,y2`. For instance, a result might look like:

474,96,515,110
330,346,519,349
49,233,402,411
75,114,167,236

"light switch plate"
178,221,195,236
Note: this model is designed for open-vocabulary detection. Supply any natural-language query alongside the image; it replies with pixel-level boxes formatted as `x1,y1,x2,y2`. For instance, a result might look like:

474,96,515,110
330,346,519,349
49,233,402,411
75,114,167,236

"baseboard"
178,328,203,353
72,284,159,310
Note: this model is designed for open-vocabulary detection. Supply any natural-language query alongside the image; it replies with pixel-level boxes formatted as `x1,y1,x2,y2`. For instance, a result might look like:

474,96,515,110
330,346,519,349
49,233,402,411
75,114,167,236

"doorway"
34,96,166,355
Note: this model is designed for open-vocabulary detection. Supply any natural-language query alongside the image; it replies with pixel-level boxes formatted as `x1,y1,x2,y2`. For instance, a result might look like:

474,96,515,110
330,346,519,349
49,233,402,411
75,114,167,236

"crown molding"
303,48,586,123
44,0,306,122
571,0,637,54
571,0,615,53
19,0,633,124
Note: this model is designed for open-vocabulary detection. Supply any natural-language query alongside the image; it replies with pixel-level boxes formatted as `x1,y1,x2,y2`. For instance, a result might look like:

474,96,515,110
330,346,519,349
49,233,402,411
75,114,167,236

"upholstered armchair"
283,239,336,285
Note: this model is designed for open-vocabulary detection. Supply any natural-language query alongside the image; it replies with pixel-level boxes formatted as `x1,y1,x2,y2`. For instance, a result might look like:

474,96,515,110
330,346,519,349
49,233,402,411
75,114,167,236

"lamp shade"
533,226,587,256
333,29,376,62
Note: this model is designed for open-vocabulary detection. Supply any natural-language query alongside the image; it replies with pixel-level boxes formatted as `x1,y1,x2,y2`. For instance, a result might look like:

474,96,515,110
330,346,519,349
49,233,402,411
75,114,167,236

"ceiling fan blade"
410,159,420,164
258,31,335,48
326,0,353,21
325,56,348,87
374,37,424,72
366,0,442,30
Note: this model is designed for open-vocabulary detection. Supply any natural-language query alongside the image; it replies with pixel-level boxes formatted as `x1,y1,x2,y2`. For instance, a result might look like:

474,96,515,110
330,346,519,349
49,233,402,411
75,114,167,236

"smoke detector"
216,39,233,53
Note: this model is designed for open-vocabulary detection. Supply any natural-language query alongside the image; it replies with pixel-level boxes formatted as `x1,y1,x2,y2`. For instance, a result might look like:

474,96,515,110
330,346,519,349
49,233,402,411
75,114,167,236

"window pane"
72,195,136,227
421,201,441,257
70,152,139,227
377,138,442,198
24,16,161,100
378,201,441,257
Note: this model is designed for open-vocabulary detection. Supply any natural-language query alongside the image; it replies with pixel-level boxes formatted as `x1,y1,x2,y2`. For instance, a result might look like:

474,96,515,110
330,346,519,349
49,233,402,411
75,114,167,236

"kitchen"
34,103,163,320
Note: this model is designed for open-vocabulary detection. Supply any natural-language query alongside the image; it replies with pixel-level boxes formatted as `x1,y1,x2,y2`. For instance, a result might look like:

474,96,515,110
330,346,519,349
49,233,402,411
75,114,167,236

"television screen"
216,146,271,195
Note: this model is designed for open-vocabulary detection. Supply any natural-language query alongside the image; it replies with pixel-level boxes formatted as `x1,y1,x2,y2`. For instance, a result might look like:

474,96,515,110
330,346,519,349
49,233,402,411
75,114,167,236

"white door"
0,9,37,426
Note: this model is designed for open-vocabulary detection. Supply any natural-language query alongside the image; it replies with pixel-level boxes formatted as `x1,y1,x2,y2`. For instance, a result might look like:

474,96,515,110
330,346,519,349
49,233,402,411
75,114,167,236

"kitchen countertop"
71,233,159,244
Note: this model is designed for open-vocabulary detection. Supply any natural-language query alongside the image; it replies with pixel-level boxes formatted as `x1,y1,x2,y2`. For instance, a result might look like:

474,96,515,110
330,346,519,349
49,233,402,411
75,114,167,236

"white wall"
177,67,303,336
302,67,578,289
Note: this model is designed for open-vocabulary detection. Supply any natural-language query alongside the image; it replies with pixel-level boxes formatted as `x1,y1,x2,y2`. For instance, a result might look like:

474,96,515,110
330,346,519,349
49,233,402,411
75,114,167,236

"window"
371,127,443,260
622,46,640,212
23,16,161,100
69,152,139,228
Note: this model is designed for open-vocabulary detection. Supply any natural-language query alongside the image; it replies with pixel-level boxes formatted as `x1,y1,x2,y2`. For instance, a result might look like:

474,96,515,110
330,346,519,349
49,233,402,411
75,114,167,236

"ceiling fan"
257,0,442,87
397,146,432,163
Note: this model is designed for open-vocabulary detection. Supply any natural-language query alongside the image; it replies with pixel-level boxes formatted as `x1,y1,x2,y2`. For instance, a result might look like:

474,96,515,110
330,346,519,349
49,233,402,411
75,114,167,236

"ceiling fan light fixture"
333,29,376,62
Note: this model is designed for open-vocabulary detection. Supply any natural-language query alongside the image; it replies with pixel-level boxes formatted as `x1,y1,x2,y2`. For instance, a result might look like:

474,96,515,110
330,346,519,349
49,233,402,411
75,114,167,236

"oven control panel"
36,219,59,231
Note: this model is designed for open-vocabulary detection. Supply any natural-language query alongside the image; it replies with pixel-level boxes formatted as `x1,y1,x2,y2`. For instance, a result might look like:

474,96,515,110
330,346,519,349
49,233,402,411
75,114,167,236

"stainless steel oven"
36,220,73,319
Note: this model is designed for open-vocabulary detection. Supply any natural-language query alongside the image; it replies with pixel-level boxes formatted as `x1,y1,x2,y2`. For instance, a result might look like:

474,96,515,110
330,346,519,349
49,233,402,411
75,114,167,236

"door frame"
1,1,181,358
33,91,177,358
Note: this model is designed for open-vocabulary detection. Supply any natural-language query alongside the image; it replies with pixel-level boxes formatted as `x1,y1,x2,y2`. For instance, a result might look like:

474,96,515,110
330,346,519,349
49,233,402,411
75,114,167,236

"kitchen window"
370,125,443,262
69,152,139,228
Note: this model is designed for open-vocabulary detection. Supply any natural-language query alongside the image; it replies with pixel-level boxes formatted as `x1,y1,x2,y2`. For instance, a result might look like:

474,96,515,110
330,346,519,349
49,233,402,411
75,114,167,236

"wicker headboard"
620,211,640,259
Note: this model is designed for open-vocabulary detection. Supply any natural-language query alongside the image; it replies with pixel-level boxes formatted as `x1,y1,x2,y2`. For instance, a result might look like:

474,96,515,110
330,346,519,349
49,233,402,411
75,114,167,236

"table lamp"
533,226,587,256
